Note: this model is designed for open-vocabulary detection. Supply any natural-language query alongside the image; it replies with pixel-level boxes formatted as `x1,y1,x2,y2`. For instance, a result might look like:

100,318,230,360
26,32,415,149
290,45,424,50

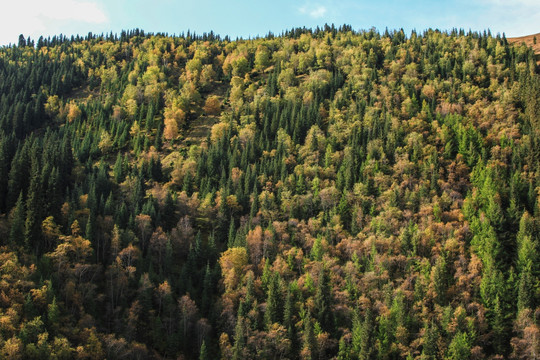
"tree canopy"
0,26,539,359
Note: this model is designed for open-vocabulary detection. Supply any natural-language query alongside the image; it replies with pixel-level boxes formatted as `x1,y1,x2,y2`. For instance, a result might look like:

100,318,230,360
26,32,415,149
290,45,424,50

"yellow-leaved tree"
219,247,248,292
163,90,186,141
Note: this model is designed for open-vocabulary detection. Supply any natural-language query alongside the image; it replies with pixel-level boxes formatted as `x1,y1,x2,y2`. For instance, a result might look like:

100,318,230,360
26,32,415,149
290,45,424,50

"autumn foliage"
0,26,539,359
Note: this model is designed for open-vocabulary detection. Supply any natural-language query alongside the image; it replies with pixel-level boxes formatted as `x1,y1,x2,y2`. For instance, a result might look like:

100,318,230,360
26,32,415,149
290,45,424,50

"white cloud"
482,0,539,5
38,0,108,23
299,3,328,19
469,0,540,36
0,0,108,45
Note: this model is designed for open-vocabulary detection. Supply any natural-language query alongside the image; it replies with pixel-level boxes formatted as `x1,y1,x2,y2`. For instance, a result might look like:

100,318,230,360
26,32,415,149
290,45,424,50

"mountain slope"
0,27,539,359
508,32,540,64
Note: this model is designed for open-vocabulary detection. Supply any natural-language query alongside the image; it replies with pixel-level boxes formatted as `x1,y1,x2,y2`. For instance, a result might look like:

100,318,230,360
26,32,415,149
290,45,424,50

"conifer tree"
199,341,209,360
315,266,334,333
9,192,25,247
24,158,42,253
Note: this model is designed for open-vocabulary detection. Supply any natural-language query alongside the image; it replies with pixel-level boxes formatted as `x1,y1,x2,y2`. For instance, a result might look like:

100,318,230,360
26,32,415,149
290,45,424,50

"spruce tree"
199,341,209,360
24,158,42,253
315,266,334,333
9,192,25,247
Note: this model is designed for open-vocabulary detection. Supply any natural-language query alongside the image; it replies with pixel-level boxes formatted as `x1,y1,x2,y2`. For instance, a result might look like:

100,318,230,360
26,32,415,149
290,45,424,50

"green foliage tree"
0,25,538,360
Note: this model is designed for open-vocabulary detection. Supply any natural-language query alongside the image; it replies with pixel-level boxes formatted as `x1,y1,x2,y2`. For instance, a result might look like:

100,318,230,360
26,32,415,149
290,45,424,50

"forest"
0,25,539,359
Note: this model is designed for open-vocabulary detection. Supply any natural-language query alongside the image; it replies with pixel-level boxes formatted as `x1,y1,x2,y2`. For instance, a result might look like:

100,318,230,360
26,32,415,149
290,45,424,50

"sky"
1,0,539,46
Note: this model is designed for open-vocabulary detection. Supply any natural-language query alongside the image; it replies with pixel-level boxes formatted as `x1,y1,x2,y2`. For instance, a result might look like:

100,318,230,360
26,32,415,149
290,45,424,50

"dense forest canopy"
0,25,539,359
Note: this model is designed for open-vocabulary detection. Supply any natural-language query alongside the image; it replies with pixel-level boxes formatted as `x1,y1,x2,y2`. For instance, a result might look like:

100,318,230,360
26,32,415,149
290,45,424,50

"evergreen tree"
315,266,334,333
447,332,471,360
24,158,42,253
265,273,282,327
113,152,125,183
199,340,209,360
9,192,25,247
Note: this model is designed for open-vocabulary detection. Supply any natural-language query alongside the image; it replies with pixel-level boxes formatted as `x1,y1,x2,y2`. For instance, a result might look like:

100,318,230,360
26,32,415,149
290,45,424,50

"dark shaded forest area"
0,26,539,359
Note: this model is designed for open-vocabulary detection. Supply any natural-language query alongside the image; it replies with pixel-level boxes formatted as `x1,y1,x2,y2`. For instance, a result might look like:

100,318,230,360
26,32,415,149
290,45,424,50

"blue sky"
1,0,539,46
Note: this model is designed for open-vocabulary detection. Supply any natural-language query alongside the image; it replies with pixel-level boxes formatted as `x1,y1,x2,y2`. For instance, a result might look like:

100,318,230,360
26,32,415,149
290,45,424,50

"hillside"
0,27,539,359
508,32,540,64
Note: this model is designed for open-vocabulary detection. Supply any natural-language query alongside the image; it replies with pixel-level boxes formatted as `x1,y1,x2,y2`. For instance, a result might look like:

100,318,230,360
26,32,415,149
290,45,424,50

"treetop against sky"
1,0,539,46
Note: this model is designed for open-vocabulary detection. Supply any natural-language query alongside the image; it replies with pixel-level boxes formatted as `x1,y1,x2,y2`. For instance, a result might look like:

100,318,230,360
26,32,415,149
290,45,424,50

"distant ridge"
508,32,540,64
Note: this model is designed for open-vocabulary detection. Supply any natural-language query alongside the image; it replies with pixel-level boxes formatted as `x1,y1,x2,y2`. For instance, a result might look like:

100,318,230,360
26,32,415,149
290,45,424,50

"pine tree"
201,263,213,315
9,192,25,247
353,308,373,360
104,191,114,216
422,321,439,360
18,34,26,48
182,171,193,195
0,138,11,212
160,191,176,231
265,273,282,327
232,315,246,360
492,295,507,355
227,217,236,248
25,158,42,253
113,152,125,183
302,310,317,360
337,337,351,360
447,332,471,360
199,340,209,360
351,309,363,356
315,266,334,333
517,265,534,311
